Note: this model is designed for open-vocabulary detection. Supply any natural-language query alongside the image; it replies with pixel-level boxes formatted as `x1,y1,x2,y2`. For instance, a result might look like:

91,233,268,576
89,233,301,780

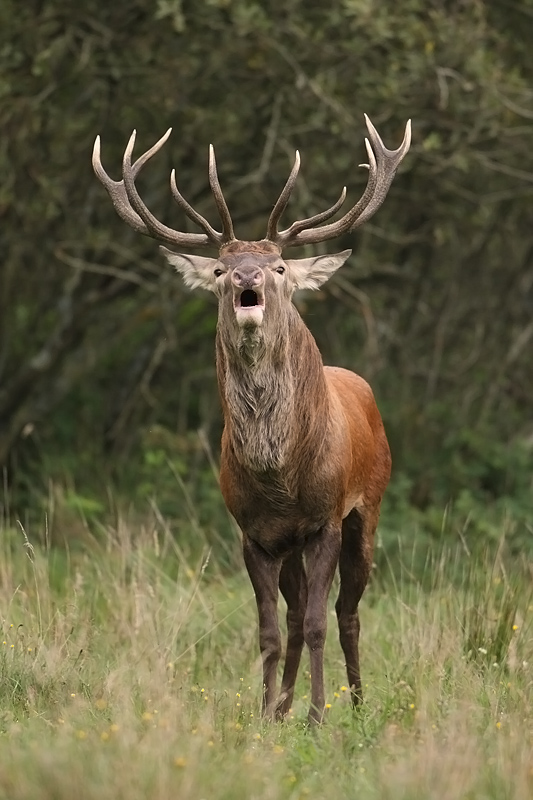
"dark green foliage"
1,0,532,541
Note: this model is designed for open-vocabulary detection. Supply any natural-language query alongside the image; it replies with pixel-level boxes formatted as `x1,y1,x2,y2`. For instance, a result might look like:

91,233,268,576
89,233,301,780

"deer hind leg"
335,507,377,706
304,521,342,724
242,534,283,718
276,551,308,719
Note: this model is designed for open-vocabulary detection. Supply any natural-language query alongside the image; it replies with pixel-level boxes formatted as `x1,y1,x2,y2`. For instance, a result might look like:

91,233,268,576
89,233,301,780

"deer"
93,114,411,723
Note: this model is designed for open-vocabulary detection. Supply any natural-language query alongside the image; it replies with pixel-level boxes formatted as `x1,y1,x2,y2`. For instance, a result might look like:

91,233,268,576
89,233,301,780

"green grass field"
0,508,531,800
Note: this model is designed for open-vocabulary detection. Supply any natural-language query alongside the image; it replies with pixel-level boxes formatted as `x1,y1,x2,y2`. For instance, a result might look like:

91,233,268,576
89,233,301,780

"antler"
267,115,411,249
92,130,236,248
94,116,410,251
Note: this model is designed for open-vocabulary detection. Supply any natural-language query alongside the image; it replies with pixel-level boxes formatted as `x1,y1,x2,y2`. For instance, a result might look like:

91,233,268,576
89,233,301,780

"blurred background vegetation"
1,0,532,555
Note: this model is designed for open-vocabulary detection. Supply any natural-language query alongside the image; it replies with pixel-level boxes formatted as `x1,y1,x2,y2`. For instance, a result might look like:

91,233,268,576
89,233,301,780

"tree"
1,0,532,513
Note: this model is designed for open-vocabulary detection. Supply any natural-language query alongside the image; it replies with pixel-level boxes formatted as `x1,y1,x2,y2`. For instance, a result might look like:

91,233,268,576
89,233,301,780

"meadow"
0,501,531,800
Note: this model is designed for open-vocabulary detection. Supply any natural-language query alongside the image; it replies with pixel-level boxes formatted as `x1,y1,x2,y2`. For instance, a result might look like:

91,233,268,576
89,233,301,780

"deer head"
160,241,353,337
93,116,411,336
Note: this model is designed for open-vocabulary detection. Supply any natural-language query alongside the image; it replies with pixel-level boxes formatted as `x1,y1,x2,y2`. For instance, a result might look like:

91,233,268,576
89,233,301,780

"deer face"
160,245,352,330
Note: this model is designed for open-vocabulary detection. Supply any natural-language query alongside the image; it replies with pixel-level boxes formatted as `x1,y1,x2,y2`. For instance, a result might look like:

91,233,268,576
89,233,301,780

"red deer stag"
93,115,411,723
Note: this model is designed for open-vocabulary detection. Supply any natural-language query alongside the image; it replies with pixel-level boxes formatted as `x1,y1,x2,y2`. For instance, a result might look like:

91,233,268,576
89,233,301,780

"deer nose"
231,267,264,289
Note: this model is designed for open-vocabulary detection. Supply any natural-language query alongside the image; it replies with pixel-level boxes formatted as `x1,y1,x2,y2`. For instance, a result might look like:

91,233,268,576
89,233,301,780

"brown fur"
220,240,281,256
94,119,409,725
215,265,391,723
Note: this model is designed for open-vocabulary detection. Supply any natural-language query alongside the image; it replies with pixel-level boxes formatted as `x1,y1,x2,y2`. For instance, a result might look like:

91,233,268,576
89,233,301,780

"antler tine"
266,150,301,241
346,115,411,230
170,169,224,243
208,145,236,243
274,116,411,249
93,131,216,248
122,131,218,248
274,141,377,249
130,127,172,177
93,134,154,238
271,186,347,243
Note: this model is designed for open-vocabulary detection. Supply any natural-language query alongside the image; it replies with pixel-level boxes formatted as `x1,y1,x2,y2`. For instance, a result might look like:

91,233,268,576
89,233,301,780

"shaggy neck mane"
216,306,329,486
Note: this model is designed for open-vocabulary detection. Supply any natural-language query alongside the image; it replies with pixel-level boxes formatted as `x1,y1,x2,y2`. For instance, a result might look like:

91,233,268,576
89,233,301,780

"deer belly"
343,490,365,518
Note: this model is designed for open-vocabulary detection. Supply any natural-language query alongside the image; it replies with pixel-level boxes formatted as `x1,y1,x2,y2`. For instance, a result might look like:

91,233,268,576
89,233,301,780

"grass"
0,505,532,800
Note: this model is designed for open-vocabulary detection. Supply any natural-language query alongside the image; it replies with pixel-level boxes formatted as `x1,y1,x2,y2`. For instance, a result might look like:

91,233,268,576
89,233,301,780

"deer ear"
160,246,219,292
285,250,352,290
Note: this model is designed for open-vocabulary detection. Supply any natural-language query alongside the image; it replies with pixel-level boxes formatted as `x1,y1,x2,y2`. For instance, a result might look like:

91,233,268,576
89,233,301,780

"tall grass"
0,504,531,800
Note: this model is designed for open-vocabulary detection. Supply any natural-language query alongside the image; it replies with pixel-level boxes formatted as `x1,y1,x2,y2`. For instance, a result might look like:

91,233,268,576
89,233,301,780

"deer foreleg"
304,522,342,724
242,534,282,718
276,551,307,718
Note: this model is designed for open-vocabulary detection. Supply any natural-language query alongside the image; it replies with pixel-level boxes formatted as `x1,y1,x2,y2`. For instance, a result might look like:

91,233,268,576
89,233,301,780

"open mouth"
234,289,265,311
240,290,259,308
233,289,265,325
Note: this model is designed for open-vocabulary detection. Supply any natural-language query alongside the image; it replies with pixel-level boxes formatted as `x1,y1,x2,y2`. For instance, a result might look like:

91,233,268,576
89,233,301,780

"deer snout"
231,267,264,289
231,265,266,326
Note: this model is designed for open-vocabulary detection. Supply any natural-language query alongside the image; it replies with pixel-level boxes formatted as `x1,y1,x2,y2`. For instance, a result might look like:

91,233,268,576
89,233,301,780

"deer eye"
276,266,285,275
214,268,225,277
